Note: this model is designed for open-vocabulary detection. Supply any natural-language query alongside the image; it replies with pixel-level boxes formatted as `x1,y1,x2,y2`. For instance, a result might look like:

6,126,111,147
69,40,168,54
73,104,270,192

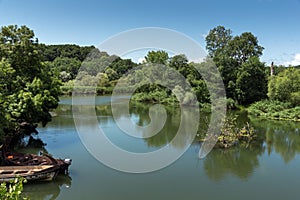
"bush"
247,100,300,121
226,98,237,109
200,116,256,148
291,91,300,106
268,68,300,103
0,177,28,200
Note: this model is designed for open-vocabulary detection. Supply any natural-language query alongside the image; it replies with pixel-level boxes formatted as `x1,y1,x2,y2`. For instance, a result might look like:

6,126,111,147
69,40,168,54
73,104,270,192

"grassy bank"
247,100,300,121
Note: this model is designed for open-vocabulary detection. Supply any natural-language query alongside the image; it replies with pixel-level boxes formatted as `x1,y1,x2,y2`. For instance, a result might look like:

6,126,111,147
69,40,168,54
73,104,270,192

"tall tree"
205,26,232,58
235,57,267,104
0,25,61,137
227,32,264,65
205,26,266,104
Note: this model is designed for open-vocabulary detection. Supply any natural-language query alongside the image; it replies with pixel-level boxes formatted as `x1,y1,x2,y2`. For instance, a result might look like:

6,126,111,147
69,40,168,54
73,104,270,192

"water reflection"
199,111,300,181
53,100,300,182
22,97,300,200
63,101,200,151
250,116,300,163
23,175,72,200
123,103,198,150
203,145,264,181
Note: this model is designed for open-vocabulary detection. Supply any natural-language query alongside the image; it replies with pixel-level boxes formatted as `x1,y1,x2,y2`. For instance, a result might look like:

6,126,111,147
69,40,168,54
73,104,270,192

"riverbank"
247,100,300,122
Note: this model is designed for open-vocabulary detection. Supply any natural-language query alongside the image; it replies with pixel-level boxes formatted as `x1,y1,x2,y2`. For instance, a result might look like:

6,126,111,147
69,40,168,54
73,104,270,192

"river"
22,96,300,200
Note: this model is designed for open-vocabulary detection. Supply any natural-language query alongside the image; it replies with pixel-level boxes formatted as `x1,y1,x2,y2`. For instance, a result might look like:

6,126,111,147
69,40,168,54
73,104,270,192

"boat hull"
0,165,59,183
3,151,71,174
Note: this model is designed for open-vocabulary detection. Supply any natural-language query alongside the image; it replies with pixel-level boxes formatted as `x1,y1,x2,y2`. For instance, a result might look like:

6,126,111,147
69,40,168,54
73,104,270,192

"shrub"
0,177,28,200
268,68,300,103
247,100,300,121
291,91,300,106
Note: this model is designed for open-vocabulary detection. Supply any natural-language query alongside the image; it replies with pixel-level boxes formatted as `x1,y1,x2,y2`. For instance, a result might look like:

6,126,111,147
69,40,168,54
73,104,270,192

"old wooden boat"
0,165,59,183
3,151,71,174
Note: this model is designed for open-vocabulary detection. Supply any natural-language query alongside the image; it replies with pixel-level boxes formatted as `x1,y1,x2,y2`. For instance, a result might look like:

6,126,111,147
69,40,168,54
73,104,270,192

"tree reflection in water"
23,174,72,200
250,116,300,163
57,101,300,183
203,145,264,181
203,113,300,182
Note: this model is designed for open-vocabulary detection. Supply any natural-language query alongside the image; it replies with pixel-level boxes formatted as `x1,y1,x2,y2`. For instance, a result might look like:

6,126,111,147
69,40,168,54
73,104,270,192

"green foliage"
105,68,118,81
205,26,266,104
36,26,268,107
290,91,300,106
247,100,300,121
109,57,137,78
0,177,28,200
218,116,256,148
116,54,206,106
61,80,74,95
205,26,232,58
41,45,135,85
80,52,118,76
127,51,211,106
49,57,81,81
144,50,169,65
131,87,174,104
200,116,256,148
169,54,188,71
227,32,264,65
268,67,300,106
235,57,267,104
0,25,40,81
0,25,61,135
39,44,95,62
39,44,137,95
206,27,263,65
248,100,291,114
226,98,237,110
3,25,272,112
265,64,286,77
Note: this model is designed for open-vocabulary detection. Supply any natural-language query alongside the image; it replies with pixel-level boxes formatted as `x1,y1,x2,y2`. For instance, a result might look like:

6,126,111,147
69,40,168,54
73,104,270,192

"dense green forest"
1,24,300,141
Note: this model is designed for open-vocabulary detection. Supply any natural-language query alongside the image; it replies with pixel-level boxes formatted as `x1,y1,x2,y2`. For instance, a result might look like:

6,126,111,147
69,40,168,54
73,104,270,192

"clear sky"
0,0,299,65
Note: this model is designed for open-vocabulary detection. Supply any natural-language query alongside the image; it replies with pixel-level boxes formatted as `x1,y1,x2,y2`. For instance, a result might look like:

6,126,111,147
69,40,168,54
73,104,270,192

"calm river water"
23,96,300,200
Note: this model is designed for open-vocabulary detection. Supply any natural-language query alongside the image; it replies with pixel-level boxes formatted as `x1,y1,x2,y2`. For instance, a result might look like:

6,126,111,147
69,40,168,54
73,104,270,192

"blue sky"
0,0,299,65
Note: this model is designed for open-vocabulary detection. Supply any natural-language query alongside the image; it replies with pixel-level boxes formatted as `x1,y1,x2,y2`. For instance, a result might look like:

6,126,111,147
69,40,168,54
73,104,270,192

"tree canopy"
144,50,169,65
0,25,61,137
268,68,300,106
39,44,95,62
205,26,233,58
205,25,267,104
